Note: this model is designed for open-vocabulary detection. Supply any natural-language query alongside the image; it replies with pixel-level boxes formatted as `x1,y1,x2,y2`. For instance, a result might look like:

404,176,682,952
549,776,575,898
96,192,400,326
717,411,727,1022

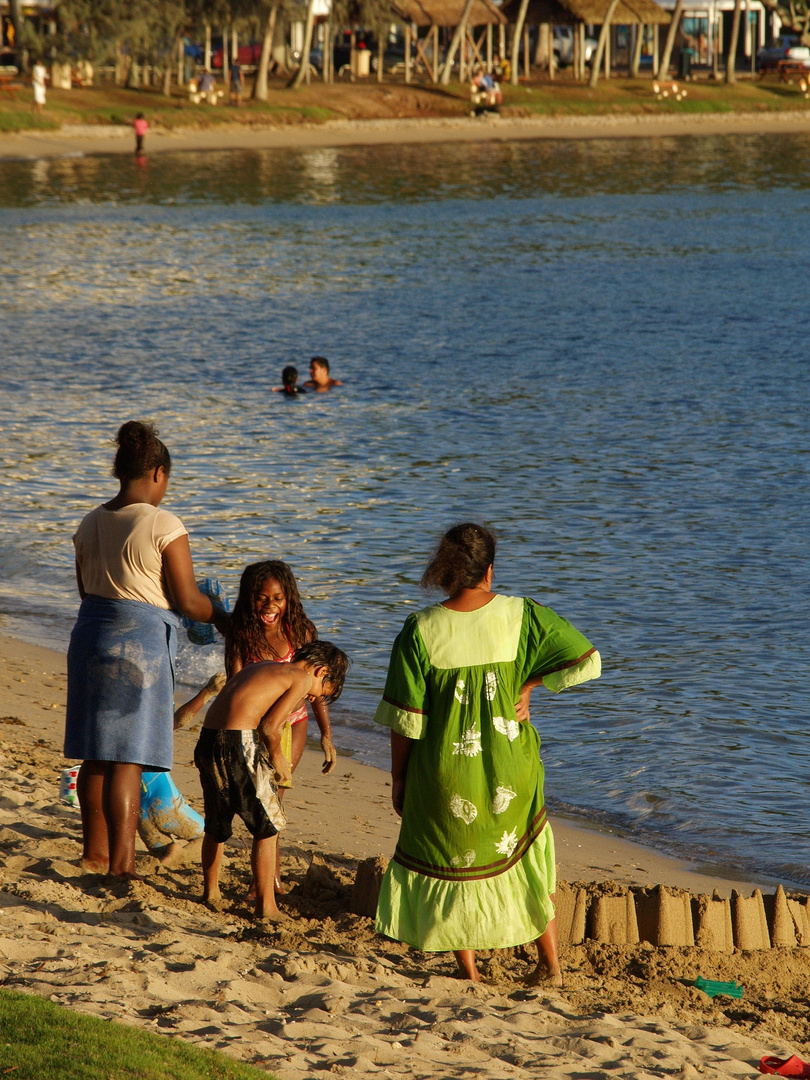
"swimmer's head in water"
309,356,330,383
282,365,298,389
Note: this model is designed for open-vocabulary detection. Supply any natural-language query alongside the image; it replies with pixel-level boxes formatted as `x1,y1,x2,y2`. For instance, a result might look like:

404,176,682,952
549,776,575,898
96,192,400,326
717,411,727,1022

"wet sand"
3,109,810,161
1,631,809,1077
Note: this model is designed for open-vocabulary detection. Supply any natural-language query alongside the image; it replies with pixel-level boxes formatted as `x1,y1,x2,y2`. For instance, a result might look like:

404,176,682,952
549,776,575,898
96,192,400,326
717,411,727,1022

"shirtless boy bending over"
194,640,348,920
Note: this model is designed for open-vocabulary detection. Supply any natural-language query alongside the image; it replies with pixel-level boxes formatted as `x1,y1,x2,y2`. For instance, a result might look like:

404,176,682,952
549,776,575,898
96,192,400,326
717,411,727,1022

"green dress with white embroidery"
373,594,600,952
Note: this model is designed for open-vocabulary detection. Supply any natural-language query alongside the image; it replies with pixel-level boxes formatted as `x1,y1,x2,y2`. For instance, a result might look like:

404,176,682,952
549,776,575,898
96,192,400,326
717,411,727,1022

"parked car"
211,42,263,69
553,26,598,67
756,34,810,70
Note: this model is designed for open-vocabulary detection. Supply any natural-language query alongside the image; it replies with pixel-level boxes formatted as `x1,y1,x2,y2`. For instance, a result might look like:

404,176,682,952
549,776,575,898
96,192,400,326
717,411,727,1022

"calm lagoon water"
0,134,808,885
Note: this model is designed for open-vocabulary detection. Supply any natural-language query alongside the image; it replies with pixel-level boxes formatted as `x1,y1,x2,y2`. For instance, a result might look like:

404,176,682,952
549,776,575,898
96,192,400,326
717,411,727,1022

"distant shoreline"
4,109,810,160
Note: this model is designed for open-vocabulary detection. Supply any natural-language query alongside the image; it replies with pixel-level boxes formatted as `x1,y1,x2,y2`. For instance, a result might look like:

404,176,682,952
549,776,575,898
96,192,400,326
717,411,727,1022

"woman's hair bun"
421,522,497,595
113,421,172,482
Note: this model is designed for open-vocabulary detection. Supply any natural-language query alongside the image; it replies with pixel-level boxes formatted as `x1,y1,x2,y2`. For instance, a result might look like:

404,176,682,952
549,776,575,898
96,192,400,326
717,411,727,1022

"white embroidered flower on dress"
485,671,498,701
451,850,476,868
491,785,517,815
495,828,519,857
449,794,478,824
454,678,470,705
452,728,482,757
493,715,520,742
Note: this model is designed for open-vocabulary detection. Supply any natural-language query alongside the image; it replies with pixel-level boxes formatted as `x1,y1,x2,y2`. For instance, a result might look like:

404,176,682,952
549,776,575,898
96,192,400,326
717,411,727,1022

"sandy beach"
3,108,810,161
1,630,809,1078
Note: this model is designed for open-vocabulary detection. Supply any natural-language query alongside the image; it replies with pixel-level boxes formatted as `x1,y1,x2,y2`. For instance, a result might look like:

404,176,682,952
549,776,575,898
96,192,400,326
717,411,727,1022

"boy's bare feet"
255,909,290,924
203,884,223,911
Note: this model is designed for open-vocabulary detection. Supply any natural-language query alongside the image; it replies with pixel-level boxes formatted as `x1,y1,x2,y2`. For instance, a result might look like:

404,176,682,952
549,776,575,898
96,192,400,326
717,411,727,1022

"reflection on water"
4,132,810,206
0,135,808,885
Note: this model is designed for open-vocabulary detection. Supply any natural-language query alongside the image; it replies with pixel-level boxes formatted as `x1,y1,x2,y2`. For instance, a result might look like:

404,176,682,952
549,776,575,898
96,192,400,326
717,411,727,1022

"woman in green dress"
373,523,600,982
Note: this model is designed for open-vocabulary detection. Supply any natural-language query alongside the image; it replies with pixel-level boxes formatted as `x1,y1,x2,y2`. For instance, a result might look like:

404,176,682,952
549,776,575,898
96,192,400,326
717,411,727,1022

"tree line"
5,0,395,93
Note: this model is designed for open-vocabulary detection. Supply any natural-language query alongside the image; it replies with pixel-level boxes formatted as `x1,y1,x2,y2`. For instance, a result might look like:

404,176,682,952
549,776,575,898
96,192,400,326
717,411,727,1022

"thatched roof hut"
500,0,669,23
391,0,506,26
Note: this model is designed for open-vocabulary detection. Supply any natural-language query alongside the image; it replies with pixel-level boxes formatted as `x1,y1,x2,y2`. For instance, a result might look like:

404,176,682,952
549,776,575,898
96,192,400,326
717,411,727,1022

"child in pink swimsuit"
225,560,336,892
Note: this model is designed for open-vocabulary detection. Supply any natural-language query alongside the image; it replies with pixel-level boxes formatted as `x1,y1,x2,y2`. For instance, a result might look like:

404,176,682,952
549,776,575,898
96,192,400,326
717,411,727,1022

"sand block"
588,890,639,944
731,889,771,950
350,855,389,918
762,885,797,948
635,885,695,947
301,855,344,900
692,894,734,952
555,883,587,945
786,895,810,946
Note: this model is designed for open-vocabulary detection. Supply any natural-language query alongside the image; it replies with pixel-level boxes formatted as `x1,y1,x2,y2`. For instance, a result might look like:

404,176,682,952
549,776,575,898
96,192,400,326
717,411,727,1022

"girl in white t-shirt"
65,420,229,879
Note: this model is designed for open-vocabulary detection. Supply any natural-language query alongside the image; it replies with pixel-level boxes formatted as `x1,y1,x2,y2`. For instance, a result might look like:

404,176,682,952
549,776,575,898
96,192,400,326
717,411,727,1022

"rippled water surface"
1,135,808,884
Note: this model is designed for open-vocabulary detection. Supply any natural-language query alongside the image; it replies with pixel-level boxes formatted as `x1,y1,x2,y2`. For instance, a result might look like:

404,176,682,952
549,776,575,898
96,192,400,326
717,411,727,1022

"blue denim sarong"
64,595,180,771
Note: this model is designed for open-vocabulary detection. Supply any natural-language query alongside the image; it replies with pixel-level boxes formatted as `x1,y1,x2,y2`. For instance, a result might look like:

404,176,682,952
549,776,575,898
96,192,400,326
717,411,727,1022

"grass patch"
0,110,60,132
0,84,341,133
496,76,810,117
0,990,273,1080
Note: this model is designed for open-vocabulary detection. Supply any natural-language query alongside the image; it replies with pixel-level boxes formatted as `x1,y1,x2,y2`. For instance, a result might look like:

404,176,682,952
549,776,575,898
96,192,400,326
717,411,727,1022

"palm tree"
657,0,685,78
725,0,742,82
589,0,621,87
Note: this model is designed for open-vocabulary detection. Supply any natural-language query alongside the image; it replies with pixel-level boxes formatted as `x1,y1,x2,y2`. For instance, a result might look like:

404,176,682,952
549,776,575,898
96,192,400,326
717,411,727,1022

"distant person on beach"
304,356,342,391
194,640,348,919
471,66,502,109
133,113,148,154
272,366,307,396
225,560,337,893
64,421,230,879
229,59,242,106
198,70,215,95
373,522,600,983
32,59,46,114
138,673,226,865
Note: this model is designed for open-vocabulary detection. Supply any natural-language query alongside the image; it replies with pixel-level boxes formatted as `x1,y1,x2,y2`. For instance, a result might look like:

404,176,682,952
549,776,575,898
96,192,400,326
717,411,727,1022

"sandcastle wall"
351,857,809,951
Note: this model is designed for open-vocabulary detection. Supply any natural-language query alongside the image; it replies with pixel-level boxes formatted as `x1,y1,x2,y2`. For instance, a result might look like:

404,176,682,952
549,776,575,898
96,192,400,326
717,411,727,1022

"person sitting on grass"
304,356,343,391
193,640,348,921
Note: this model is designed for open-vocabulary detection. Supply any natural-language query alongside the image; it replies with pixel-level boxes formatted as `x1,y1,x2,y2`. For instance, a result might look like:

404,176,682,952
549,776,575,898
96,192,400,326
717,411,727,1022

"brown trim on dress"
382,694,427,715
536,647,596,677
392,809,548,882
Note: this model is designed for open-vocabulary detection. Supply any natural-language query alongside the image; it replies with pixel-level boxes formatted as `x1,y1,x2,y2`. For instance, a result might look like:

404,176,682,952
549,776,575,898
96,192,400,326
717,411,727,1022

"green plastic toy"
693,976,743,999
